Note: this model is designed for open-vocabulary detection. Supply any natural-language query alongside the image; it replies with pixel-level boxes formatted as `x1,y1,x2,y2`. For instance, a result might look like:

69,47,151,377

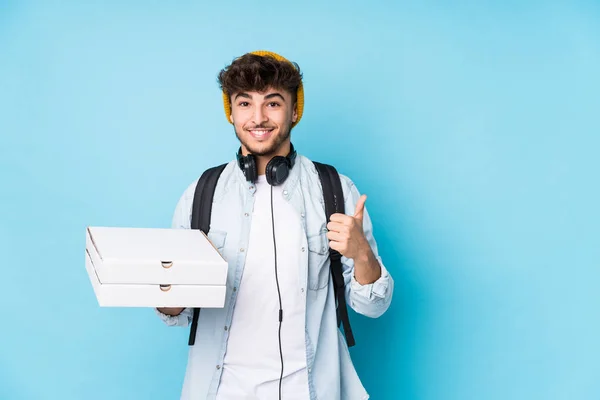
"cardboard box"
85,226,228,307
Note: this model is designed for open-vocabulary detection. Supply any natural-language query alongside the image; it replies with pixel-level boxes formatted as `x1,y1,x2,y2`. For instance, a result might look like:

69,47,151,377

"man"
156,51,394,400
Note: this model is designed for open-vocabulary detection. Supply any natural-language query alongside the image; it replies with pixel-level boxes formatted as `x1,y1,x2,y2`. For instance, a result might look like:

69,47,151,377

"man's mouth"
247,128,275,139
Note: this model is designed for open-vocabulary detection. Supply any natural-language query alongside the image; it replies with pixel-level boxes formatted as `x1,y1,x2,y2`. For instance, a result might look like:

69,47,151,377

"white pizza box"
85,226,228,307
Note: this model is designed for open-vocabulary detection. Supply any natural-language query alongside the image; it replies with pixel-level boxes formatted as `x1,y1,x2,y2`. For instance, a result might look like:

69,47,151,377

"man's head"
218,51,303,157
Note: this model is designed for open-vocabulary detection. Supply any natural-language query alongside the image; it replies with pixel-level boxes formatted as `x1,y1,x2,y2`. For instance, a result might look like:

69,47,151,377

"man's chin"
243,143,278,157
240,135,282,156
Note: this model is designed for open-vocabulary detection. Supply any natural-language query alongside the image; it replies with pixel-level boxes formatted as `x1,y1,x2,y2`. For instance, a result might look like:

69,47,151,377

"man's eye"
268,102,280,107
238,102,249,107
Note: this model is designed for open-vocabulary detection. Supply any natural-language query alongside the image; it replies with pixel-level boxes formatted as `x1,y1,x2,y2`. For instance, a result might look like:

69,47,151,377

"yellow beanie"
222,50,304,127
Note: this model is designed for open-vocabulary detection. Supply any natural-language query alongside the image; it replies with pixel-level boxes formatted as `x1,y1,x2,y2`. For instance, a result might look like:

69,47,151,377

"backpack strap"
188,163,227,346
313,162,356,347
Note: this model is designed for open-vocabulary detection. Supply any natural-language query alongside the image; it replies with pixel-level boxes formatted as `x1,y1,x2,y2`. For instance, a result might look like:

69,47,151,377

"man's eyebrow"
264,93,286,102
234,92,252,100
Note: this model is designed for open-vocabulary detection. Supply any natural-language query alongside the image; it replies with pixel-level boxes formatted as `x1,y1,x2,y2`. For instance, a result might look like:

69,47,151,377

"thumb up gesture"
326,194,370,260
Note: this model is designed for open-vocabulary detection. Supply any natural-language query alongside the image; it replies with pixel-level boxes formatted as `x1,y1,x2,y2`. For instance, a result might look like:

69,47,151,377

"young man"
156,51,394,400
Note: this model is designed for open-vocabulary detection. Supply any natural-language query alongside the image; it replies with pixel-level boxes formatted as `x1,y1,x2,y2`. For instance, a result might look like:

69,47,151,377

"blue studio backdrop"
1,1,599,399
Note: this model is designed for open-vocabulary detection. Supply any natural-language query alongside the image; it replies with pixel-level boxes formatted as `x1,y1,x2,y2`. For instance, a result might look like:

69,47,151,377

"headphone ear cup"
245,154,258,183
238,152,258,183
266,156,290,186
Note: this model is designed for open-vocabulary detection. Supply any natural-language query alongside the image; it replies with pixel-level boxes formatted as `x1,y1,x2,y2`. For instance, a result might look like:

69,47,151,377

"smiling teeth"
251,130,271,136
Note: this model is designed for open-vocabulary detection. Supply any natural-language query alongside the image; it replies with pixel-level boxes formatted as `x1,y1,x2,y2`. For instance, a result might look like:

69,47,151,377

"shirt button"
233,287,237,292
283,190,288,195
224,326,228,331
301,213,305,218
301,288,304,293
216,365,221,370
240,248,245,252
244,213,249,217
249,186,254,190
301,247,305,252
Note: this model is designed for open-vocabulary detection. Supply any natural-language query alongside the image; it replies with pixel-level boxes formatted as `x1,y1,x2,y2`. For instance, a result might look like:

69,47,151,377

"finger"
326,230,347,242
328,240,343,253
354,194,367,220
329,213,352,224
327,221,349,233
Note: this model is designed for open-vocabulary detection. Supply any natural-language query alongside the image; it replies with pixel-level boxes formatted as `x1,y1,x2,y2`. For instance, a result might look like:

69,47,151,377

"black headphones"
236,143,297,186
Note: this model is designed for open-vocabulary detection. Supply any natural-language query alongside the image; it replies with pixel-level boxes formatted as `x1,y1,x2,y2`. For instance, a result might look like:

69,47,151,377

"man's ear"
229,114,234,123
292,104,298,122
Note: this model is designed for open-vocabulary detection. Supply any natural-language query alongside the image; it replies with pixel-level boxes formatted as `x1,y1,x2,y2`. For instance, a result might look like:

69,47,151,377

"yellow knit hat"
222,50,304,127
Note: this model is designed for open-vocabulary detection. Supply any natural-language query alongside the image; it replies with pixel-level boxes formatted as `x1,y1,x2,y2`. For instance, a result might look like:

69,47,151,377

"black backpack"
187,161,355,348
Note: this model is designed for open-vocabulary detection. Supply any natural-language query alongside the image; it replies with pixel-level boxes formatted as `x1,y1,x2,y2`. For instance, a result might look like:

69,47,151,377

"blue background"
1,1,599,399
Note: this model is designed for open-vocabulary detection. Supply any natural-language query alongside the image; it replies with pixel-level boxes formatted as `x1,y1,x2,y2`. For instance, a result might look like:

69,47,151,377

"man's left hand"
326,194,371,261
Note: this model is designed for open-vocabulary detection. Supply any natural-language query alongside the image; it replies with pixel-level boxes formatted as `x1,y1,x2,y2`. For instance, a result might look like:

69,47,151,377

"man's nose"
253,107,268,125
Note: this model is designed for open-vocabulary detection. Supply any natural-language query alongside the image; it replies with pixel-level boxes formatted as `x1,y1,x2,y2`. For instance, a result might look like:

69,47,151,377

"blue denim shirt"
157,154,394,400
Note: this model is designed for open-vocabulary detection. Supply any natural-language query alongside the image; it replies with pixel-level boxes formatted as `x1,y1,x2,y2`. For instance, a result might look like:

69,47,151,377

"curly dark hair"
217,53,303,103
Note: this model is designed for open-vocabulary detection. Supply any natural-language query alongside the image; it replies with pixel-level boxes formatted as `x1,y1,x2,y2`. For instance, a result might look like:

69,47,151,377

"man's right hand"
157,307,185,316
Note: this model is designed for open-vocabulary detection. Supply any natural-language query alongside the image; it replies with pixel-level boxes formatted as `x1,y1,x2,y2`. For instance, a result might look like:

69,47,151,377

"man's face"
229,87,298,156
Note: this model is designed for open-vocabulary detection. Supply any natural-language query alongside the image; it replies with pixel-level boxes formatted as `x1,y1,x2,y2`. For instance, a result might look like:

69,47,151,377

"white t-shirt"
216,175,310,400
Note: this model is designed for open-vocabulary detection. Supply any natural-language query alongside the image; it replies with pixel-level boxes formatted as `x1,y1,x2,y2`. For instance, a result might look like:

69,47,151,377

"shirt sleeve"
339,176,394,318
155,307,193,327
171,180,197,230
